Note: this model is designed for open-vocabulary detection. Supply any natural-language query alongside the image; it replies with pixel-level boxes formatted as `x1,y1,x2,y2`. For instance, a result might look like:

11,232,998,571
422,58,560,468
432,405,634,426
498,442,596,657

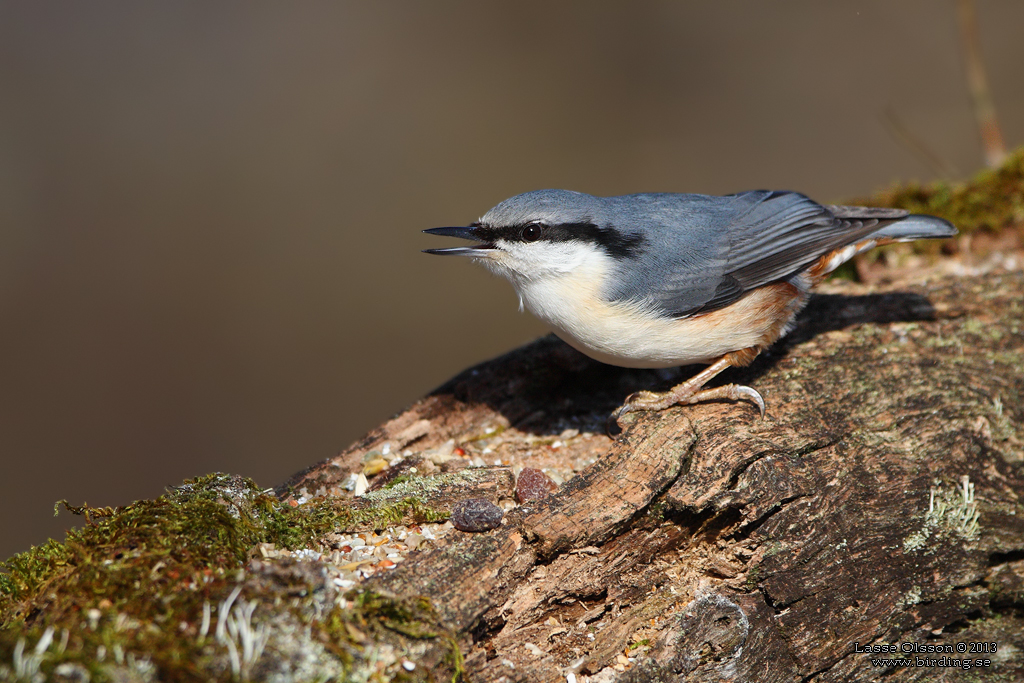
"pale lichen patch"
904,475,981,553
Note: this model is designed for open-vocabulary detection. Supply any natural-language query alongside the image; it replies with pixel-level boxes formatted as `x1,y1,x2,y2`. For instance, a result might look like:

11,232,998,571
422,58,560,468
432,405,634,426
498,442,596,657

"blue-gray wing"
650,191,900,317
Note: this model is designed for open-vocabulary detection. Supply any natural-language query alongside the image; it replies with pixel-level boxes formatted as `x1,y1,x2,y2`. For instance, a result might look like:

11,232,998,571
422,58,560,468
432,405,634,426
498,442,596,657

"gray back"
482,189,951,319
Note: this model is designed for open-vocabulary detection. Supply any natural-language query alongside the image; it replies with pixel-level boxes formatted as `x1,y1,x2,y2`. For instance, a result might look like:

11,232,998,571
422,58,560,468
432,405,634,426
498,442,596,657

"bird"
423,189,956,424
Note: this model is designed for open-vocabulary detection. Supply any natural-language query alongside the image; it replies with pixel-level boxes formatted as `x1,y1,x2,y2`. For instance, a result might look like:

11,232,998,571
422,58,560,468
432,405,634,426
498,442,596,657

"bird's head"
424,190,643,289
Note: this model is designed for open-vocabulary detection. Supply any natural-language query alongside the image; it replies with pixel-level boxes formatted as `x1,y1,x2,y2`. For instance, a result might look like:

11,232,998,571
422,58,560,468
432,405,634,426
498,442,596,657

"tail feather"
827,205,957,242
804,208,957,283
826,204,909,220
868,214,958,242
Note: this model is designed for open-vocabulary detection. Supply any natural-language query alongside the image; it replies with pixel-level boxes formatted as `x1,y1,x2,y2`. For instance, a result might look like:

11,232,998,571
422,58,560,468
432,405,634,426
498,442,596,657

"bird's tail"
827,204,958,242
804,207,958,284
869,214,958,242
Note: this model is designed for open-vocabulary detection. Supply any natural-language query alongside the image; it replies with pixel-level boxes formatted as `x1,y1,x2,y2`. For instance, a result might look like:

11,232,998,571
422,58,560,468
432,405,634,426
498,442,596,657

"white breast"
515,261,787,369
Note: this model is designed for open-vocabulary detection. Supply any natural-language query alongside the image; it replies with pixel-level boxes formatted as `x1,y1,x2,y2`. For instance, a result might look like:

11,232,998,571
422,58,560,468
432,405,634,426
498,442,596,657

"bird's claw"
729,385,766,418
606,403,632,434
608,382,765,433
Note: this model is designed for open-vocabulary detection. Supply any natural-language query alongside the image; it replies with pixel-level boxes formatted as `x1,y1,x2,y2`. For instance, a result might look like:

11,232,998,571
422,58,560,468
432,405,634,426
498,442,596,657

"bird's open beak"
422,225,497,256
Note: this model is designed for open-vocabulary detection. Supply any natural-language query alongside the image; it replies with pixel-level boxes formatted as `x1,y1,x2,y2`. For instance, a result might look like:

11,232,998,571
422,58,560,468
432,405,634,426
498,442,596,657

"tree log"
280,267,1024,682
2,268,1022,682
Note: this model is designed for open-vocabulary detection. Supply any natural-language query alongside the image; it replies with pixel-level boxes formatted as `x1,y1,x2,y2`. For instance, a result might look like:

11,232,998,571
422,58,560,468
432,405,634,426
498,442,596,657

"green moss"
0,475,449,621
352,499,448,530
459,423,507,444
378,475,415,490
357,469,483,507
0,476,258,679
316,591,464,682
0,538,72,608
0,474,456,681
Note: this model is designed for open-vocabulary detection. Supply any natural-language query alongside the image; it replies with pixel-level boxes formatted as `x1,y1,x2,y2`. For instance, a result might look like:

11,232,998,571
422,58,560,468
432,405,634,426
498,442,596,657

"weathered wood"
4,267,1020,682
331,268,1024,682
370,418,689,632
519,416,692,557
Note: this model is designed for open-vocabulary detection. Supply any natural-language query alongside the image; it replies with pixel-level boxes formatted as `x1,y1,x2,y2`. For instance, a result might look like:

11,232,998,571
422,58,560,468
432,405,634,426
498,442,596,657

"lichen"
356,468,498,510
904,476,981,553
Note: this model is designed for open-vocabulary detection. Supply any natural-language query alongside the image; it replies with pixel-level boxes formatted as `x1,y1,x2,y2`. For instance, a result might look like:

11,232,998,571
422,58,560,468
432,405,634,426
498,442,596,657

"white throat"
492,243,619,338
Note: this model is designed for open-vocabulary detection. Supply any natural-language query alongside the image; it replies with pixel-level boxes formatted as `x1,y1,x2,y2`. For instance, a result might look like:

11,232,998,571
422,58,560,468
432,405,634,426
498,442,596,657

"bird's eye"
522,223,544,242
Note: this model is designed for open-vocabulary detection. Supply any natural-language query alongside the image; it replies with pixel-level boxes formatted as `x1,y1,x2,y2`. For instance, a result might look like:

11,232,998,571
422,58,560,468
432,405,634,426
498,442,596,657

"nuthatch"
424,189,956,422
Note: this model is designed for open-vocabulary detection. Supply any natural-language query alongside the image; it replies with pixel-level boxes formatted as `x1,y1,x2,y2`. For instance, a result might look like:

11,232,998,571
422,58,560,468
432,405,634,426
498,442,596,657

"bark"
286,267,1024,682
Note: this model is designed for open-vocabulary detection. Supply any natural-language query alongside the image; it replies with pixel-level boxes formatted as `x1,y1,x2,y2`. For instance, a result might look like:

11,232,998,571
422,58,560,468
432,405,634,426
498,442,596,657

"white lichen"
9,627,54,683
214,585,271,681
904,475,981,552
899,585,923,606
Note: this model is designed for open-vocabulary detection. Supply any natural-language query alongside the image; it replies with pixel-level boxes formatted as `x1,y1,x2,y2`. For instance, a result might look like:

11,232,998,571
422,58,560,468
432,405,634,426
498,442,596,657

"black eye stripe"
475,221,645,259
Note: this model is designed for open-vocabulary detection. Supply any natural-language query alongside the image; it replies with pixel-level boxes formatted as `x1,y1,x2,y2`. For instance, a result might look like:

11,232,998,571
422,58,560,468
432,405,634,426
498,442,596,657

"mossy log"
283,267,1023,682
4,261,1021,683
2,152,1023,681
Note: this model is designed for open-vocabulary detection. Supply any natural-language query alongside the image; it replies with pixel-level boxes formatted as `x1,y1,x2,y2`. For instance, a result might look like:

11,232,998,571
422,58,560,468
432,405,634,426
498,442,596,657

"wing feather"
655,191,891,317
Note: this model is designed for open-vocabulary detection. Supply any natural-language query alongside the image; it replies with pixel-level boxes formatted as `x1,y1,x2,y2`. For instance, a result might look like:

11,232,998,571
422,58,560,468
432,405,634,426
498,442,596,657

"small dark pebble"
515,467,558,503
451,498,503,532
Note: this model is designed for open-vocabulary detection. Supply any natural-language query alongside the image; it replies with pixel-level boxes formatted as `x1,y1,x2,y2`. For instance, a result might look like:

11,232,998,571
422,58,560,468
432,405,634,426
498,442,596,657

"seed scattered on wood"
515,467,558,503
362,457,389,476
451,498,503,532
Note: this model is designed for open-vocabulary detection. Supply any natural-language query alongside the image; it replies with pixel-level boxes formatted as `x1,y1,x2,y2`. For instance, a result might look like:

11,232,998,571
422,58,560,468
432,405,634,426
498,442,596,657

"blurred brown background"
1,2,1021,561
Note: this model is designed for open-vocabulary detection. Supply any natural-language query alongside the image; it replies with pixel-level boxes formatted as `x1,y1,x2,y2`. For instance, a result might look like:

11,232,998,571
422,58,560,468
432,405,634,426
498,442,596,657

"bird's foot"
609,382,765,430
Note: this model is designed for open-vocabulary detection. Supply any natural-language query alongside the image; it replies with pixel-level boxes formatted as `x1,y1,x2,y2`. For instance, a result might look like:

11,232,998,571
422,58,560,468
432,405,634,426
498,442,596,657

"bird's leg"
612,348,765,425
